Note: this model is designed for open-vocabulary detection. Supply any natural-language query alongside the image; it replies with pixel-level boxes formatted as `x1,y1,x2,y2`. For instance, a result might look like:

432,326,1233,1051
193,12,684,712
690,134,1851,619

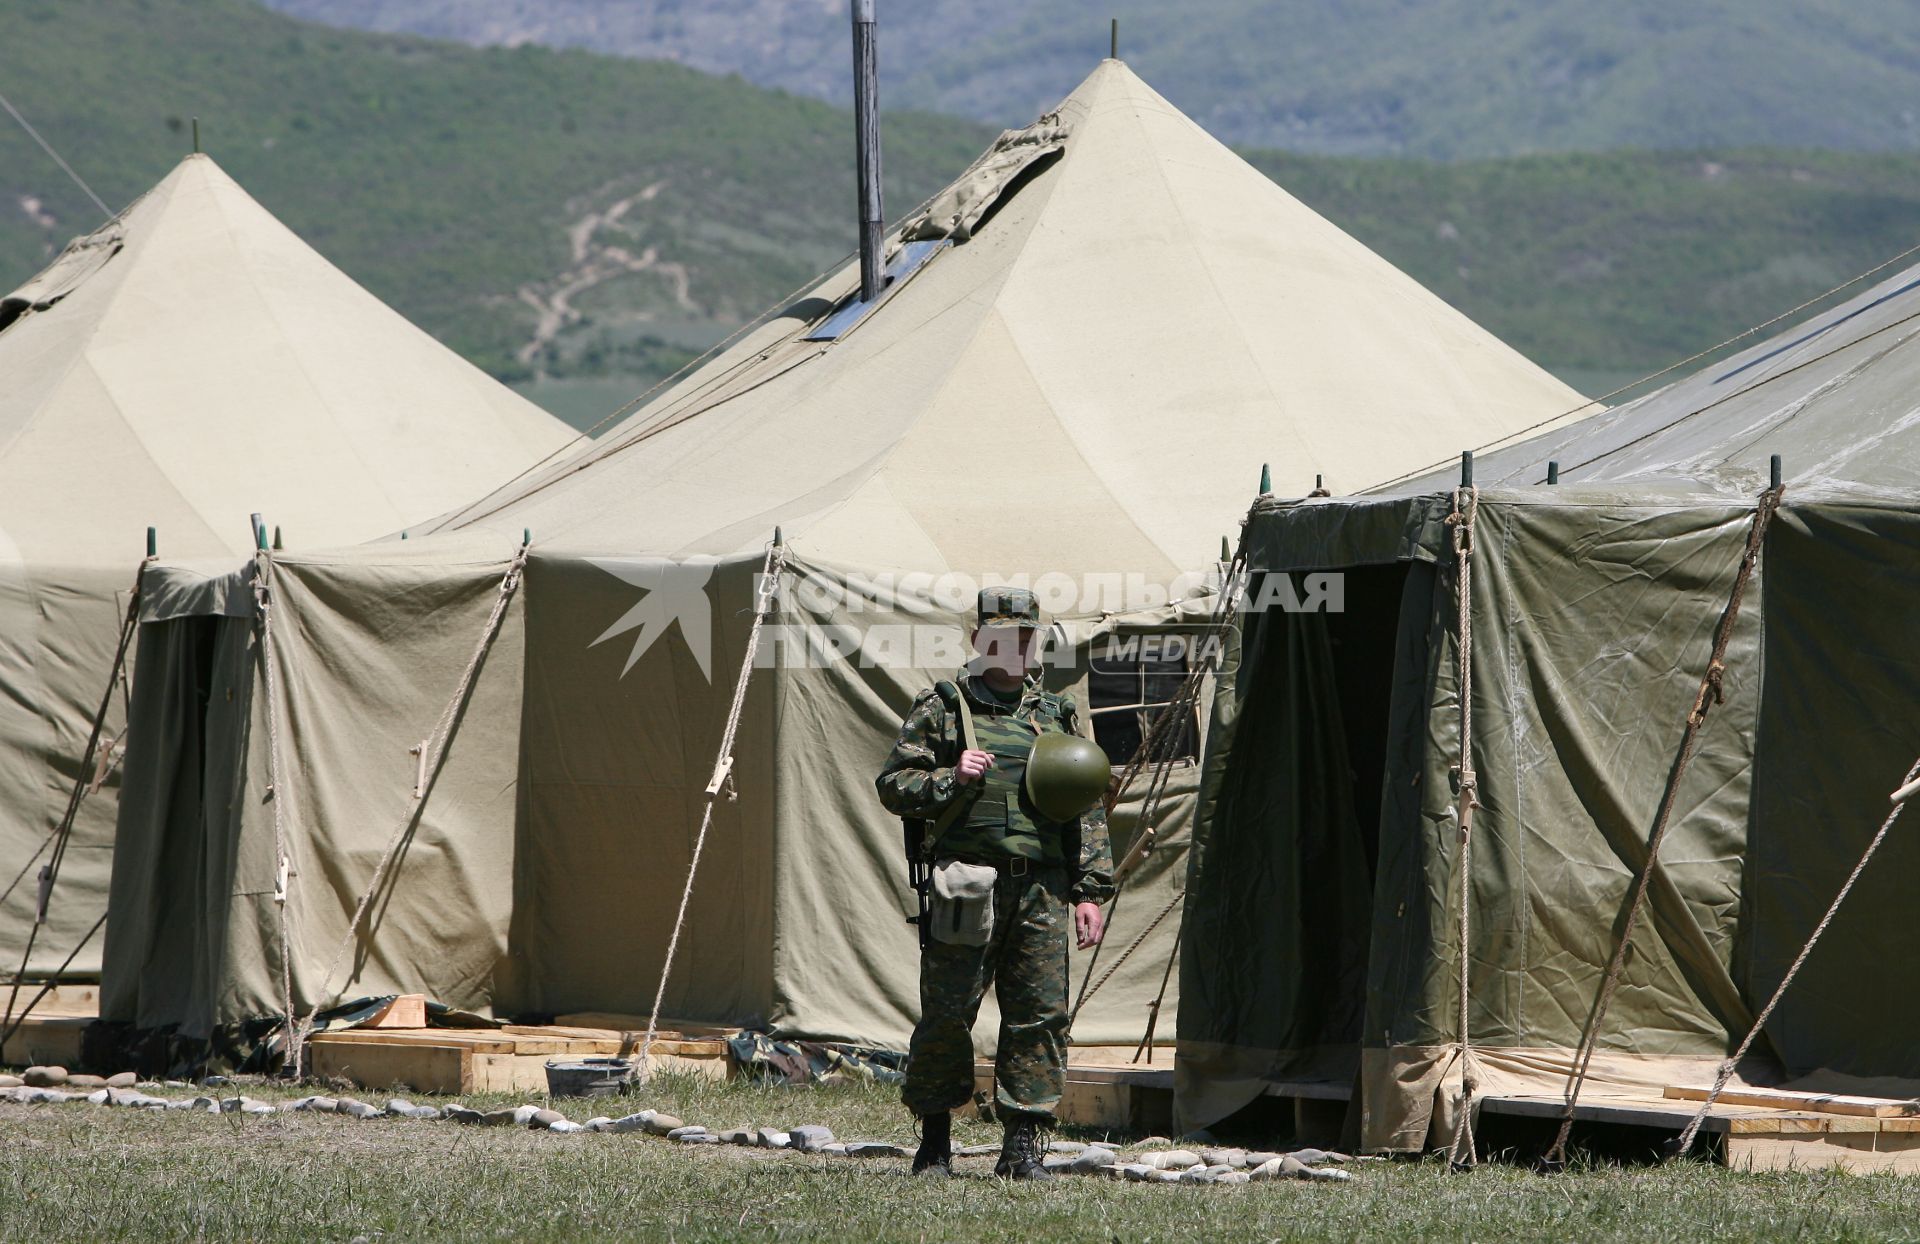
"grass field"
5,1072,1920,1242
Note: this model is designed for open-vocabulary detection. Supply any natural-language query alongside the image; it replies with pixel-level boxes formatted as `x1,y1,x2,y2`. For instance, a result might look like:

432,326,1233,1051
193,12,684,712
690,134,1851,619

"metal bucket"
544,1056,632,1098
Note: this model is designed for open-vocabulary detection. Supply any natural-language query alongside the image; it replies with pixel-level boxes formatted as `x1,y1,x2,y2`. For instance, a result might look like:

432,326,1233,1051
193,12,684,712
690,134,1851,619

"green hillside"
0,0,988,387
8,1,1920,428
1249,148,1920,386
263,0,1920,158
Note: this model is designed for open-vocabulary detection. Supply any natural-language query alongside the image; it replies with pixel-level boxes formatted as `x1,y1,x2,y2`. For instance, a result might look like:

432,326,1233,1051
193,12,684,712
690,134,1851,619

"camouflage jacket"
876,674,1116,905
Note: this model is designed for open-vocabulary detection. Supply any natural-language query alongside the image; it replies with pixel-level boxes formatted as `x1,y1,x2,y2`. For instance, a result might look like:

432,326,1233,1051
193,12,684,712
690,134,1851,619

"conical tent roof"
0,153,571,981
0,153,572,564
434,61,1582,574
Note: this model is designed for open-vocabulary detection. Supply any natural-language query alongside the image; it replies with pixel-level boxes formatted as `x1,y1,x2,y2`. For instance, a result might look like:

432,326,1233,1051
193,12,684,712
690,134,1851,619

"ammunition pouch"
928,859,998,946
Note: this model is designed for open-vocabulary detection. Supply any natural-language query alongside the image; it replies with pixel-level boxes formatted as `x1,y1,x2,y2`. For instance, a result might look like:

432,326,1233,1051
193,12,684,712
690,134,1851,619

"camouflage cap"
977,586,1042,629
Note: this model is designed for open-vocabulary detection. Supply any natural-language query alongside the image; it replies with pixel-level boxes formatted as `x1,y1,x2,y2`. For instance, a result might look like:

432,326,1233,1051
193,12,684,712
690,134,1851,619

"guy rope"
260,538,532,1075
1540,477,1785,1170
1444,476,1480,1171
1666,749,1920,1159
1068,525,1250,1046
636,534,787,1081
0,553,151,1047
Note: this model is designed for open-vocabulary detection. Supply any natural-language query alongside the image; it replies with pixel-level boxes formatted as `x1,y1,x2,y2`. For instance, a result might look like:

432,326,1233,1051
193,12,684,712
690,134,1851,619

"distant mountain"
10,0,1920,430
259,0,1920,158
0,0,987,391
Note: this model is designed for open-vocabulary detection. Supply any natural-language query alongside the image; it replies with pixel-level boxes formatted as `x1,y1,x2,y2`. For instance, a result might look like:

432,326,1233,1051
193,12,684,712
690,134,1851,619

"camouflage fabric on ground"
727,1032,906,1086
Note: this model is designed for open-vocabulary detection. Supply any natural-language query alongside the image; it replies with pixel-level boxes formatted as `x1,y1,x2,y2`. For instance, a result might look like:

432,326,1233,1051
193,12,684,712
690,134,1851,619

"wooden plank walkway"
308,1022,732,1094
1481,1090,1920,1173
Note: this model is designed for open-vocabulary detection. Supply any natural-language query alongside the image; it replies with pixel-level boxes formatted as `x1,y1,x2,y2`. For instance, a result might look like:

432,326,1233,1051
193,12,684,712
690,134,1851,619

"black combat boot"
911,1110,952,1177
993,1112,1054,1181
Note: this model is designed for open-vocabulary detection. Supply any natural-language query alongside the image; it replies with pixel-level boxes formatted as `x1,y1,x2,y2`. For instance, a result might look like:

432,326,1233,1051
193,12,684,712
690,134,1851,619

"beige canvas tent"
103,62,1585,1062
0,154,573,986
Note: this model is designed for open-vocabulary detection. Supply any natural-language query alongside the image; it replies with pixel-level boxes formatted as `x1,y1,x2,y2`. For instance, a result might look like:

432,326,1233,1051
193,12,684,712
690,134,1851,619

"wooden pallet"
0,1014,90,1068
1662,1084,1920,1119
1482,1090,1920,1173
308,1023,732,1095
3,984,101,1018
973,1048,1345,1136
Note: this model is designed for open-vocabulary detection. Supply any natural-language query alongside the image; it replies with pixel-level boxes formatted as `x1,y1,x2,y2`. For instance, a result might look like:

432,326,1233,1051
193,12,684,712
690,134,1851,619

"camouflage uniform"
877,657,1115,1121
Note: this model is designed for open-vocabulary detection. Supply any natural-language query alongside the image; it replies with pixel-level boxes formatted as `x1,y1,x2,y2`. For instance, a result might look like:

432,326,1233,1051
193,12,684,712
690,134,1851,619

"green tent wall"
1178,259,1920,1149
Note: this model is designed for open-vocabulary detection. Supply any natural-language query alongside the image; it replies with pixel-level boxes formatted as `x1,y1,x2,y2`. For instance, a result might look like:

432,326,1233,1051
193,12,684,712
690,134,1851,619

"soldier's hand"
955,749,995,785
1073,902,1105,949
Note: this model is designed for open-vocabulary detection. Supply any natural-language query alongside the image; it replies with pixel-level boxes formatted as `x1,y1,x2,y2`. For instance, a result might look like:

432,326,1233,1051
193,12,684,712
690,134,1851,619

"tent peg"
272,525,283,551
1770,454,1782,491
146,526,157,558
251,513,266,551
1546,460,1559,485
1258,463,1271,495
1460,450,1474,488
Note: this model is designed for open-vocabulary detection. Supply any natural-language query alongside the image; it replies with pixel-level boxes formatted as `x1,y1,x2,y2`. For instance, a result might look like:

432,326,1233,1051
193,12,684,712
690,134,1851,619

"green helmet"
1024,733,1110,823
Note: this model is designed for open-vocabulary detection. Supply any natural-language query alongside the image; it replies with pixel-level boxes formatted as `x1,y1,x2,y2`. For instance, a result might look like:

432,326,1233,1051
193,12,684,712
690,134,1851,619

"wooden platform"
2,984,101,1018
308,1021,732,1095
0,1006,732,1096
976,1047,1348,1136
0,1014,90,1068
1482,1087,1920,1173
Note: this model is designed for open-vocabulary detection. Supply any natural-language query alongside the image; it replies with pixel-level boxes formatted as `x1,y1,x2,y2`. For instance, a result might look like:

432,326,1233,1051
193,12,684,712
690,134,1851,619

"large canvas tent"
1179,256,1920,1151
0,154,572,985
103,62,1583,1058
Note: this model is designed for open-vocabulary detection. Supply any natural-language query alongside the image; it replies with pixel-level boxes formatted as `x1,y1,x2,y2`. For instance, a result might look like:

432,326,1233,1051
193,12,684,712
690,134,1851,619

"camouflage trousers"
902,862,1069,1120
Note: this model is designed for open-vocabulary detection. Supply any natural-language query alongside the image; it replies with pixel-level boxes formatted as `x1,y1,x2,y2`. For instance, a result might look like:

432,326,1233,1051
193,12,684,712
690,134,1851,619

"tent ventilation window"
802,239,947,342
1087,637,1199,767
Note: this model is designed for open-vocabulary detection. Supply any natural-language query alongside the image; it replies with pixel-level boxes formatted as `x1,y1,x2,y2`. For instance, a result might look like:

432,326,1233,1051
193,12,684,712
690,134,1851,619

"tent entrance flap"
1324,565,1417,881
1177,561,1427,1133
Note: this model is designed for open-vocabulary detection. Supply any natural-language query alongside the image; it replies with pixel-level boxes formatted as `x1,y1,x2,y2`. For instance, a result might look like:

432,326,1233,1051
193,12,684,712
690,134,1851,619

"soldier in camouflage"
875,586,1115,1180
